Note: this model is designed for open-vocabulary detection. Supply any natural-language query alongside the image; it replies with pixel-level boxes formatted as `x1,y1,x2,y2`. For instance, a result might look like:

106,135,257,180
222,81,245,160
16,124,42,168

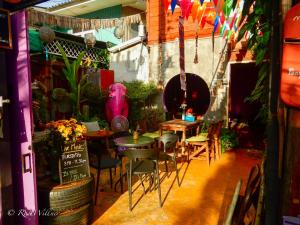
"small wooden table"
83,130,114,149
159,119,202,154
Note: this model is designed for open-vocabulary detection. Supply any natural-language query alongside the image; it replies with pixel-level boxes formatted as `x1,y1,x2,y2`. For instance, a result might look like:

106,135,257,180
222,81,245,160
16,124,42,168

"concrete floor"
91,149,262,225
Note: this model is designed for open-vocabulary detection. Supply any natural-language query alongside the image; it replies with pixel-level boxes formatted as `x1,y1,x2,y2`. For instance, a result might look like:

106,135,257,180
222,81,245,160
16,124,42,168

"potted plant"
46,118,87,181
57,43,86,116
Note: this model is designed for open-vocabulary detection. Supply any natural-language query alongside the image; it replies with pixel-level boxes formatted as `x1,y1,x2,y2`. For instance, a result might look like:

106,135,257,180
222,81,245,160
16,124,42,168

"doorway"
0,51,14,225
229,62,265,148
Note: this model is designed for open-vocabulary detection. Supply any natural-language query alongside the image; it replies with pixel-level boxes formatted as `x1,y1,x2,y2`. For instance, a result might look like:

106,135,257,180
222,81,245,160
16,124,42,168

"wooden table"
83,130,114,149
114,135,155,149
159,119,202,154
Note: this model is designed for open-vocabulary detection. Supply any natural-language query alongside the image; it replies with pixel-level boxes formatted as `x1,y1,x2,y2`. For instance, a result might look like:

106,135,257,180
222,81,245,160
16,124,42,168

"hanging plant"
237,0,272,123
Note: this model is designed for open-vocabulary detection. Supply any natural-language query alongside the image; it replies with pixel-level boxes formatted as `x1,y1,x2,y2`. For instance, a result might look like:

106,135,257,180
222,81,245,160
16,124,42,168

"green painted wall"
80,5,122,19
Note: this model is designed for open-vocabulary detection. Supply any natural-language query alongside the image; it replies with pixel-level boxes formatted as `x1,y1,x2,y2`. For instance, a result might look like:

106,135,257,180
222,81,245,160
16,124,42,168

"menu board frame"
0,8,12,50
59,140,91,184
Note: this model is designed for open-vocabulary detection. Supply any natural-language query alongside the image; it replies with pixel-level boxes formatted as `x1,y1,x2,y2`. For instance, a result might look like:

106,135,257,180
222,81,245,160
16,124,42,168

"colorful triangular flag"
197,4,206,23
219,10,225,24
185,0,193,19
171,0,177,13
200,14,207,28
200,0,204,6
164,0,170,12
220,24,227,36
191,0,200,21
213,15,220,33
213,0,218,7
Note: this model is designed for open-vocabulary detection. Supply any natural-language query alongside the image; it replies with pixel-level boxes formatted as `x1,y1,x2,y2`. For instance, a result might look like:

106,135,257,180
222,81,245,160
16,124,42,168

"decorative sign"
0,8,12,49
59,140,90,184
280,3,300,108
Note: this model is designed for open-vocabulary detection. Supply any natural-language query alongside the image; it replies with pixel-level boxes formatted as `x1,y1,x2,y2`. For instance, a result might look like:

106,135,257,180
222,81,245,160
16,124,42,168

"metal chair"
156,134,180,186
123,148,161,211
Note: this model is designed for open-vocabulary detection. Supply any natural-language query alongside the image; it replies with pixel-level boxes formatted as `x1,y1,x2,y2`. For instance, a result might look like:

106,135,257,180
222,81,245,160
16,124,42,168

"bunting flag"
213,15,220,33
164,0,171,12
197,4,206,23
233,0,245,31
200,0,204,5
180,0,191,18
185,0,194,19
220,24,226,36
171,0,177,13
229,10,237,29
223,0,233,17
226,30,232,39
200,14,207,28
191,0,200,21
213,0,218,7
219,10,225,24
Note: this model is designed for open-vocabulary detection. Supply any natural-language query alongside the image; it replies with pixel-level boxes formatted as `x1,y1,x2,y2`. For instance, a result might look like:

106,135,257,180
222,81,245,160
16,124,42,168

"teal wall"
80,5,122,19
80,5,122,45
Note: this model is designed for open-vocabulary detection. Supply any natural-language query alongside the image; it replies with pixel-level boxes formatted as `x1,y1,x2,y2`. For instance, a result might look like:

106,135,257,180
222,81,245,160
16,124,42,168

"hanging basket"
39,26,55,43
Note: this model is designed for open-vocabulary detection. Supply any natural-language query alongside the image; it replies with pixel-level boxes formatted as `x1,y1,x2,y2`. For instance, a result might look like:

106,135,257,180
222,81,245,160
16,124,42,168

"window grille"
43,38,106,63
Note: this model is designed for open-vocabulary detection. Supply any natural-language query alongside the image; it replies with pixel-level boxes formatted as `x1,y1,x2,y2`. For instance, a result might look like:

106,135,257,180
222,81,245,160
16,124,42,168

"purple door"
0,10,38,225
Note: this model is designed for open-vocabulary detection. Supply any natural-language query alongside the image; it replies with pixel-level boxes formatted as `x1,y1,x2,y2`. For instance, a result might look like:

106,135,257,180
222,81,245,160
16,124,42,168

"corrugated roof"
35,0,72,9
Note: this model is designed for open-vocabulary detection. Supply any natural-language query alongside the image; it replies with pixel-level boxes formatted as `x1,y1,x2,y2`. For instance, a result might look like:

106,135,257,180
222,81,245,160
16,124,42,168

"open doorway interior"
229,62,265,149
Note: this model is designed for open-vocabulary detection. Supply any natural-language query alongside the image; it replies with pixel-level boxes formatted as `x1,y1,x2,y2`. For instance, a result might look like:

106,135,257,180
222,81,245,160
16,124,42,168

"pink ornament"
105,83,129,122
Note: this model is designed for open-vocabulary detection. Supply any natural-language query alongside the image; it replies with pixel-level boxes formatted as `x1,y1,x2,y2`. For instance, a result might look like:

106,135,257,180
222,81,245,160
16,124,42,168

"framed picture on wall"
0,8,12,50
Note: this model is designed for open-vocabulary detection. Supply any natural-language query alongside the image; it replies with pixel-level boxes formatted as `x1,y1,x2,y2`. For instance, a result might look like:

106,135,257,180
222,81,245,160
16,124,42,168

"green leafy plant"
122,81,160,127
237,0,272,123
57,43,86,116
221,128,239,152
97,49,110,69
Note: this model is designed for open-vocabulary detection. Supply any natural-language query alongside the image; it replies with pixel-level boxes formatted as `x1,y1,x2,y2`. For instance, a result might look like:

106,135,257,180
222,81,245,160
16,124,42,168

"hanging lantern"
39,26,55,43
114,20,124,39
84,33,96,48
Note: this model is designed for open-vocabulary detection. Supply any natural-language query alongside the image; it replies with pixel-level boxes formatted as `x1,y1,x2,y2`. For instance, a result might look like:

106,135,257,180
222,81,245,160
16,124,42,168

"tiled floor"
91,149,262,225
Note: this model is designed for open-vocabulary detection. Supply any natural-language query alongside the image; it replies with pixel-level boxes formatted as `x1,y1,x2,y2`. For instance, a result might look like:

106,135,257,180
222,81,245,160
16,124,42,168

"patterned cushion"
186,134,209,142
143,130,174,139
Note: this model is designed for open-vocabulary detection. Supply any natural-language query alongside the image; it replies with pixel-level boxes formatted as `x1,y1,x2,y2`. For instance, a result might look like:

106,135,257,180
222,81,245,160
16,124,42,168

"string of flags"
164,0,245,41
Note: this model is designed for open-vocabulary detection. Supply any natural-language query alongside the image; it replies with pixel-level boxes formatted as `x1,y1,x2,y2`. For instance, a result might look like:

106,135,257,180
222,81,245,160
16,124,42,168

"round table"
83,130,114,149
114,135,155,149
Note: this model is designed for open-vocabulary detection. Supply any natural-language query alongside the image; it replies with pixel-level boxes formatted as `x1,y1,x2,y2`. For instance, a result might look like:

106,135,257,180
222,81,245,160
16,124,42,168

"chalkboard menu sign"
59,140,90,184
0,8,12,49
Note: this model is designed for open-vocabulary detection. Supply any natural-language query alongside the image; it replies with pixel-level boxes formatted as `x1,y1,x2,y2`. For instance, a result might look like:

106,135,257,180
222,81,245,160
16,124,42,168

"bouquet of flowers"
46,118,87,143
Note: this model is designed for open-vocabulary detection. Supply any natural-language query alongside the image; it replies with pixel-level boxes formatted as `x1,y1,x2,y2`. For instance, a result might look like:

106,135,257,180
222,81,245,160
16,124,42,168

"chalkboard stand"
58,140,91,185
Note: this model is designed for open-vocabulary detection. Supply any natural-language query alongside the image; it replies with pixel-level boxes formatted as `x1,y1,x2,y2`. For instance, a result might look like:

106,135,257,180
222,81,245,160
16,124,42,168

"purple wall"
7,10,38,225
